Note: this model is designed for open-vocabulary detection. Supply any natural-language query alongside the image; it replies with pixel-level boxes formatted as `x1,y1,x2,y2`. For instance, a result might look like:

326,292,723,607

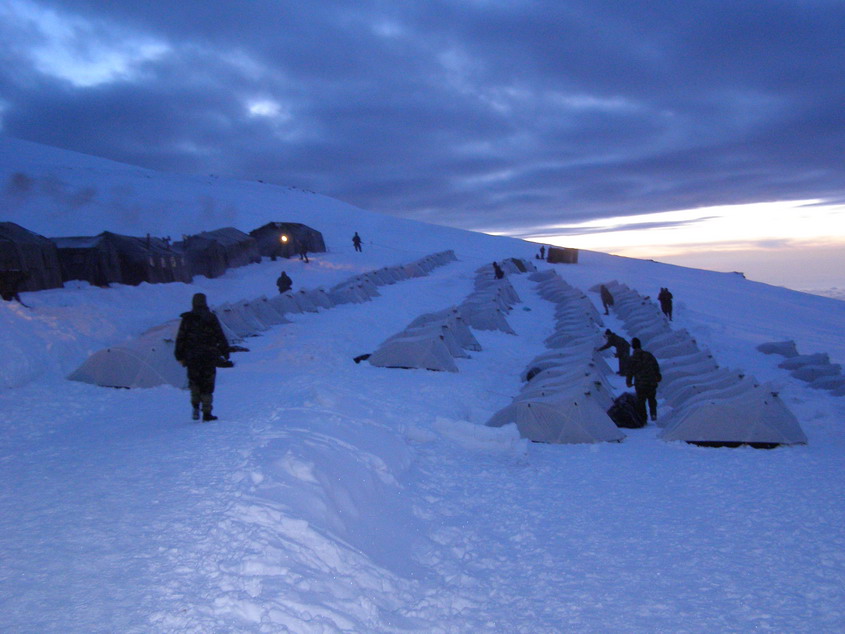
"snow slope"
1,138,844,632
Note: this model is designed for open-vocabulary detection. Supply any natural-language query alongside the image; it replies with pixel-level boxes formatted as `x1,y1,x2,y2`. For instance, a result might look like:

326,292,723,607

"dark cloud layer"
2,0,843,235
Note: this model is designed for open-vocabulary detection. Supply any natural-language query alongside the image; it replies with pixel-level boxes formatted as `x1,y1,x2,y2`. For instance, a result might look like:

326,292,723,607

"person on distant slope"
352,232,363,252
596,329,631,375
493,261,505,279
599,284,614,315
174,293,230,422
626,337,662,423
276,270,292,294
658,287,674,320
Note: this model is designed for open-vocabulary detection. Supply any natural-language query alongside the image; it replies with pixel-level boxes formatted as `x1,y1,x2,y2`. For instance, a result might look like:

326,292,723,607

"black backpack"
607,392,646,428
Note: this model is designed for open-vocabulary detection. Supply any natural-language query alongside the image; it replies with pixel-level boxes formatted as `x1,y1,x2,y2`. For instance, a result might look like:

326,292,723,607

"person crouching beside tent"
596,329,630,375
174,293,230,422
626,337,662,423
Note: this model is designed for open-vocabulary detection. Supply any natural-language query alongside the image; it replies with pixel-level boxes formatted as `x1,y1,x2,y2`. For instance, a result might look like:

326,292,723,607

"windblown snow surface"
1,138,844,632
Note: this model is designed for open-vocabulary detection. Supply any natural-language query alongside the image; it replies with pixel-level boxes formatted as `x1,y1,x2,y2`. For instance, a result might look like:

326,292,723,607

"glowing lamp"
280,234,289,243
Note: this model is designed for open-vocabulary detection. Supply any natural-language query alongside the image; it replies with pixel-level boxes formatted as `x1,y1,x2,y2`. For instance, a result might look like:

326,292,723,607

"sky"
1,0,844,274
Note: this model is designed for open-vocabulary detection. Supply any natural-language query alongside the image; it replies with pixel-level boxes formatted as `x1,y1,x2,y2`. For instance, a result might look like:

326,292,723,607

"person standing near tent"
599,284,614,315
352,232,363,252
276,270,292,294
658,287,674,320
174,293,230,422
596,329,630,375
626,337,662,423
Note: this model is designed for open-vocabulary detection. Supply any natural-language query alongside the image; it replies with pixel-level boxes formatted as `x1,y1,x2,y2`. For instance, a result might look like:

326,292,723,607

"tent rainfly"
67,320,187,389
486,393,625,444
659,385,808,447
368,333,459,372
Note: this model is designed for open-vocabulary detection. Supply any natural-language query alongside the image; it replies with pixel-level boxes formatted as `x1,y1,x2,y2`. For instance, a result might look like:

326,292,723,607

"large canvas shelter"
249,222,326,259
53,232,191,286
176,227,260,279
0,222,63,293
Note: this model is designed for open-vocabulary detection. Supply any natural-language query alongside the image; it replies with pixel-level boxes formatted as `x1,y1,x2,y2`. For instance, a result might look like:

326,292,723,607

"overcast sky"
2,0,844,238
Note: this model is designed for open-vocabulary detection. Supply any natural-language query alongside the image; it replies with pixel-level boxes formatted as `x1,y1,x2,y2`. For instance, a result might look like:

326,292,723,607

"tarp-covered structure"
0,222,63,293
547,246,579,264
249,222,326,259
176,227,260,279
52,232,191,286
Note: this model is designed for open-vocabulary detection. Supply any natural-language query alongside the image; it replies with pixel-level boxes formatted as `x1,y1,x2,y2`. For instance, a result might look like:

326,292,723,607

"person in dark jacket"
493,261,505,279
658,287,674,320
596,329,631,375
352,232,363,252
276,271,292,294
298,243,309,263
626,337,662,423
599,284,614,315
174,293,229,421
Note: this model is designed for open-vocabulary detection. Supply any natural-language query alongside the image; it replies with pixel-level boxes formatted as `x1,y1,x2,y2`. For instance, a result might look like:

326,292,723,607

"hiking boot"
202,412,218,422
192,406,200,420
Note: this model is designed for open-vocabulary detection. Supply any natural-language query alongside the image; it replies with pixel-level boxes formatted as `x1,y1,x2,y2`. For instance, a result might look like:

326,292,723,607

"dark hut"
52,232,191,286
249,222,326,259
175,227,261,279
547,246,579,264
0,222,63,295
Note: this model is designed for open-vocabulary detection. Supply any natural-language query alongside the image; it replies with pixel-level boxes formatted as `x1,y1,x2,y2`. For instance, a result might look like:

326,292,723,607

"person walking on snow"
599,284,614,315
352,232,363,252
658,287,674,320
626,337,662,423
174,293,230,422
493,261,505,279
596,329,630,375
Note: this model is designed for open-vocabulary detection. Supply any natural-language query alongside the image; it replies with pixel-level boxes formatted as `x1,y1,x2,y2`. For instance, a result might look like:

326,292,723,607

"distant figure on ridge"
658,287,674,321
493,261,505,279
596,329,630,376
626,337,662,423
539,245,545,260
599,284,614,315
174,293,230,422
352,232,363,252
276,270,292,294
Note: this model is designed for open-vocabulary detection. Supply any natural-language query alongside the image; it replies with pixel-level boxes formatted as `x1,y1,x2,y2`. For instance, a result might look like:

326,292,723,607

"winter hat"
192,292,208,309
631,337,641,349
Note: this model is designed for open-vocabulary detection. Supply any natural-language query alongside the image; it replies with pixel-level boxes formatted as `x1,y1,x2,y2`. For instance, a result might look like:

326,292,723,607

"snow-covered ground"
1,138,845,632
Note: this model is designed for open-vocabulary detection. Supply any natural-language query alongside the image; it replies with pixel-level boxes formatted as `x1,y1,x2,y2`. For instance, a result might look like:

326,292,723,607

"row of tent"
366,259,533,372
0,221,325,292
757,340,845,397
600,281,808,447
67,251,458,389
486,270,626,444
